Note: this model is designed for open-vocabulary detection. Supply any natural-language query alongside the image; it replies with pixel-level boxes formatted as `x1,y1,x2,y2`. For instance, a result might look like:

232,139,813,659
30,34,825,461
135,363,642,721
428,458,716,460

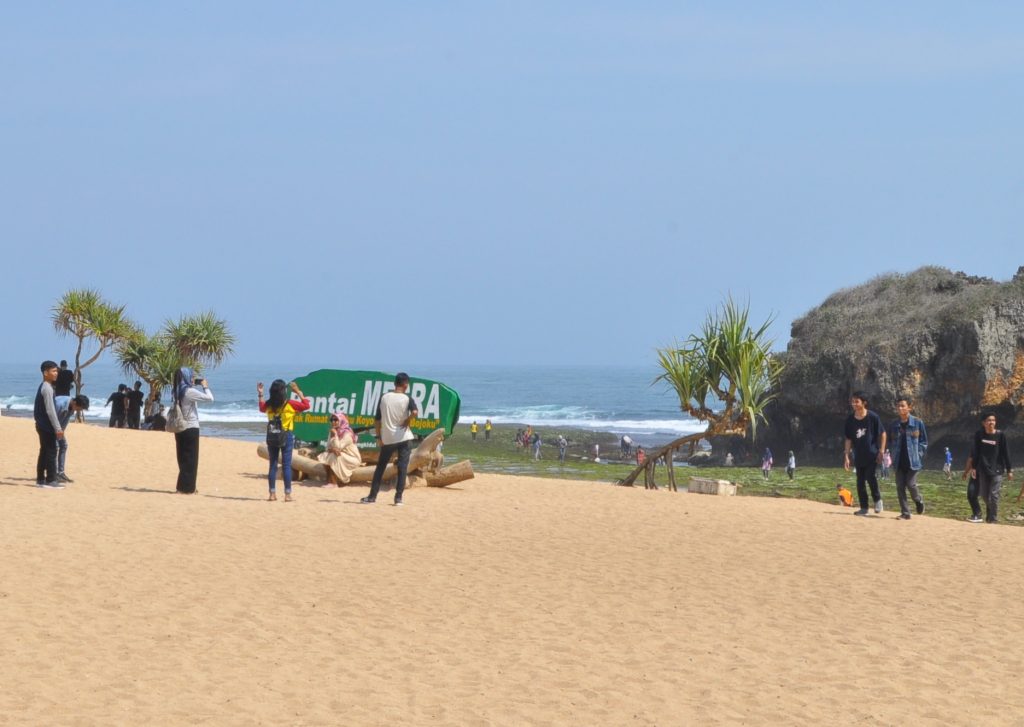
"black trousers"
967,476,982,519
36,427,58,483
175,428,200,493
127,409,141,429
854,463,882,510
368,440,412,502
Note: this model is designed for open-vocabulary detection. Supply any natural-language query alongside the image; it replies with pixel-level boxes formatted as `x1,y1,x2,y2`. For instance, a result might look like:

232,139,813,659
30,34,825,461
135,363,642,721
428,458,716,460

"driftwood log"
256,429,473,487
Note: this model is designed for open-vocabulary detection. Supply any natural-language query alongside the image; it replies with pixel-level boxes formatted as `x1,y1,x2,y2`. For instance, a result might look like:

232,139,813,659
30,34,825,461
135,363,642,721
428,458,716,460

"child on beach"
836,483,854,507
258,379,310,502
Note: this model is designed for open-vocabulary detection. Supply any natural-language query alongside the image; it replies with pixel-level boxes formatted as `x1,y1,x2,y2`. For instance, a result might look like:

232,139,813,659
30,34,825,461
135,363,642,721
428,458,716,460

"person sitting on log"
318,412,362,486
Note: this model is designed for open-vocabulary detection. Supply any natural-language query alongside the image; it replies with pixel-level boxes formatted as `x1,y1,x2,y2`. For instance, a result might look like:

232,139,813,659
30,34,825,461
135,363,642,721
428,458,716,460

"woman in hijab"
257,379,310,501
318,412,362,486
172,367,214,494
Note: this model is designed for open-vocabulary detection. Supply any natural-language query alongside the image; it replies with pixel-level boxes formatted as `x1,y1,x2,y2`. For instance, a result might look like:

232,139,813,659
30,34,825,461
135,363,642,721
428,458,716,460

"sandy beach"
3,415,1024,726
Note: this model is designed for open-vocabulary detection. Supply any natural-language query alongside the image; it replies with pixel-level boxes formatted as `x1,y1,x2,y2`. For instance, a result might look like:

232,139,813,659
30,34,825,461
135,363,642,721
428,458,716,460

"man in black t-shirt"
106,384,128,428
54,360,75,397
126,381,145,429
964,412,1014,523
843,390,887,516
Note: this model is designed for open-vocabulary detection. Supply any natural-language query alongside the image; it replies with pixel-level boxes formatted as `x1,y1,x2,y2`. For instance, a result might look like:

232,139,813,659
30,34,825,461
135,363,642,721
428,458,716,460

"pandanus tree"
51,289,137,402
620,298,784,488
116,312,236,408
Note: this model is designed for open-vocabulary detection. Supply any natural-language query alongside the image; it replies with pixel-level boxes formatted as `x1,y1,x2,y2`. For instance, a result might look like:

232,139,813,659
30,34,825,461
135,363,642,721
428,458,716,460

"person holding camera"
257,379,310,501
172,367,213,494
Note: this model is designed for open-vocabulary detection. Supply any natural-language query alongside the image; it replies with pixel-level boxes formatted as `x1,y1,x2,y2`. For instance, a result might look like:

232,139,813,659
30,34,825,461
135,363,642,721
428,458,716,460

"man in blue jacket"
887,395,927,519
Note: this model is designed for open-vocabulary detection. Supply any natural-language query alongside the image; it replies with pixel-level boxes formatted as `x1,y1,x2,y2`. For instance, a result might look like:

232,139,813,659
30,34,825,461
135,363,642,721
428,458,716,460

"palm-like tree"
52,289,137,401
620,298,784,488
116,312,236,407
164,311,236,369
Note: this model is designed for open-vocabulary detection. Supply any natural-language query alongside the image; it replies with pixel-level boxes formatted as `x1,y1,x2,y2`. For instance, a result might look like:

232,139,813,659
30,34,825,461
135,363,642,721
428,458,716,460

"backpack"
266,405,288,448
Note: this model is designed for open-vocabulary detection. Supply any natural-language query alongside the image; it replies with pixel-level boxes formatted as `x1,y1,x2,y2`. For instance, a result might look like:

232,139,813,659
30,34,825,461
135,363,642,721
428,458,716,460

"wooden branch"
618,431,708,487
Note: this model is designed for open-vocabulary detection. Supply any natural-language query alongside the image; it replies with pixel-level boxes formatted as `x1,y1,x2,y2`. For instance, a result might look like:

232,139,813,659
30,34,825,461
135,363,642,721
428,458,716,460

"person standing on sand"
844,390,887,516
485,419,492,440
258,379,311,502
55,360,75,397
172,367,213,494
54,393,89,483
362,372,419,506
886,395,927,520
126,381,145,429
34,361,65,489
106,384,128,428
964,412,1013,523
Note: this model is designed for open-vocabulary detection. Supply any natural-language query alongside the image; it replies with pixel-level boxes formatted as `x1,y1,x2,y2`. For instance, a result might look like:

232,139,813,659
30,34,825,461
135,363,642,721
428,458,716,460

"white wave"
458,414,705,436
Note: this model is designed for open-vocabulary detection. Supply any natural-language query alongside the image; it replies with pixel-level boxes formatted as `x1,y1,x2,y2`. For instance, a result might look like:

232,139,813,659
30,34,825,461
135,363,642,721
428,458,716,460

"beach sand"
2,415,1024,726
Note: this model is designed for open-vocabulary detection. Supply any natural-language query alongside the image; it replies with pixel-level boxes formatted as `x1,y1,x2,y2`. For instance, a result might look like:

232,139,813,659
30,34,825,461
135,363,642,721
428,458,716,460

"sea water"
0,362,703,446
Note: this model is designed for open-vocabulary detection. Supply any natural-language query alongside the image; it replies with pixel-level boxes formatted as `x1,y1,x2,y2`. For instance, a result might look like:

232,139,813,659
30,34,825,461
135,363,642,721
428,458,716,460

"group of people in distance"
104,380,145,429
257,371,418,506
843,390,1015,522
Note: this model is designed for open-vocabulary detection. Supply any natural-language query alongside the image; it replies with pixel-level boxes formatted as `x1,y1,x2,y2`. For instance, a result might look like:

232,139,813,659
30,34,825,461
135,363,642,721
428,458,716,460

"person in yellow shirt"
470,421,478,441
484,419,492,440
836,482,854,507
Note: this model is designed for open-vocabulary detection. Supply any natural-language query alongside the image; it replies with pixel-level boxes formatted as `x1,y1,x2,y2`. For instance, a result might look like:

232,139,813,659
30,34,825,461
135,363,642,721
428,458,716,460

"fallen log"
257,429,450,486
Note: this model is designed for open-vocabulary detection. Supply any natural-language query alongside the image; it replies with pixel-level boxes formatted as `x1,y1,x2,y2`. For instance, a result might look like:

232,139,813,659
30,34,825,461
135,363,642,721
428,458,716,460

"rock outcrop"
757,266,1024,466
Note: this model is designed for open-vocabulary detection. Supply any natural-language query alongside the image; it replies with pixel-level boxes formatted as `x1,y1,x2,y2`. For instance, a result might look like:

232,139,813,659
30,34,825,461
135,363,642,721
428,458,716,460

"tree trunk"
618,431,707,487
257,429,446,484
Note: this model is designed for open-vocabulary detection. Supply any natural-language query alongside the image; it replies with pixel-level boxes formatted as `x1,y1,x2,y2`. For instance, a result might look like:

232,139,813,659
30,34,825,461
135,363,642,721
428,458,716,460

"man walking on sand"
964,412,1013,523
844,391,887,516
34,361,65,489
362,372,419,506
887,395,927,520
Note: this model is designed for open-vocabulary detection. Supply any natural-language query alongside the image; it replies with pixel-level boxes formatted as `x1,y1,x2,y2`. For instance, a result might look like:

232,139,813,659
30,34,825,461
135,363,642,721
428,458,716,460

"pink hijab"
330,412,356,442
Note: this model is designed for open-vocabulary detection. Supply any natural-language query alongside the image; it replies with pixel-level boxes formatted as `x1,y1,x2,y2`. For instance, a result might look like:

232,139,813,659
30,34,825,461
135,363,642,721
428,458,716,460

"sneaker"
899,513,911,520
36,479,44,486
854,509,869,516
915,500,925,515
360,497,376,504
967,515,983,523
38,481,65,489
393,500,404,506
57,472,73,483
874,499,884,514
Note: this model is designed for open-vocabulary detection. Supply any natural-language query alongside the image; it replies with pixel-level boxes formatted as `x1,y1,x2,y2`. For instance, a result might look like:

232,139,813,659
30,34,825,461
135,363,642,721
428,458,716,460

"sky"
2,2,1021,367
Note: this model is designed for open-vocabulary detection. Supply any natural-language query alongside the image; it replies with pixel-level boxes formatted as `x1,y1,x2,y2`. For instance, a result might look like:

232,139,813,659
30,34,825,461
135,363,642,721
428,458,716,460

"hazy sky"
2,3,1021,367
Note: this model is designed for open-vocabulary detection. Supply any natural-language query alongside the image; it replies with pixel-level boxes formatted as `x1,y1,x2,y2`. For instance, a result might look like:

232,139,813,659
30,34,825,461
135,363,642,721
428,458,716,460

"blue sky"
2,3,1021,366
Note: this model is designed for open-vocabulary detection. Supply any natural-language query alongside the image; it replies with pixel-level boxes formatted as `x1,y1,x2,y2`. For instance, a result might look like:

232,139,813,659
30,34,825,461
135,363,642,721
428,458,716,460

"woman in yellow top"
257,379,310,502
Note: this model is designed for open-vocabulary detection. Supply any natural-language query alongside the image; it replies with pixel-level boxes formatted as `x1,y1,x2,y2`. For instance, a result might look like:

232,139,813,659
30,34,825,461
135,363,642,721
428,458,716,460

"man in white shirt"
361,372,419,506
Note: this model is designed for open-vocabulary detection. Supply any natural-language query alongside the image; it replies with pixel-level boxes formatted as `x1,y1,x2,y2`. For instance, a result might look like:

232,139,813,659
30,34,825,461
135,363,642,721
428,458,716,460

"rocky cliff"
752,266,1024,466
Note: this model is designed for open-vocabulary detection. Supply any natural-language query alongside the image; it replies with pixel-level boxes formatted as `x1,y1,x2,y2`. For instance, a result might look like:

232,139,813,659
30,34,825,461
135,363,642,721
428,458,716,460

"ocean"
0,362,704,446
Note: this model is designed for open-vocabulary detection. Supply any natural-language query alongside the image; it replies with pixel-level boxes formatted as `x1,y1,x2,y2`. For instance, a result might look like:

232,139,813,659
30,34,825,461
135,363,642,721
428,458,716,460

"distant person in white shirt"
361,372,419,506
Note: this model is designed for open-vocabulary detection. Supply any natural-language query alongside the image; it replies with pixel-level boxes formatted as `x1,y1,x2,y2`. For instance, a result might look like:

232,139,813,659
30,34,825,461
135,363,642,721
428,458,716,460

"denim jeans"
368,440,411,502
894,467,922,516
976,470,1003,523
57,435,68,474
268,432,295,494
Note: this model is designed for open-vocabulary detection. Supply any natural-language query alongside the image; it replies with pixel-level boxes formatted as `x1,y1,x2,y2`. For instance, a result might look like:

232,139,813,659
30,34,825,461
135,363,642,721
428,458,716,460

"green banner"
290,369,461,446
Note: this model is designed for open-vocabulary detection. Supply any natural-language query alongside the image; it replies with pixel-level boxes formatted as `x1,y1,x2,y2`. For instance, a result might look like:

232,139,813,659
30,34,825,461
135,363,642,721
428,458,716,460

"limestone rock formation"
759,266,1024,465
